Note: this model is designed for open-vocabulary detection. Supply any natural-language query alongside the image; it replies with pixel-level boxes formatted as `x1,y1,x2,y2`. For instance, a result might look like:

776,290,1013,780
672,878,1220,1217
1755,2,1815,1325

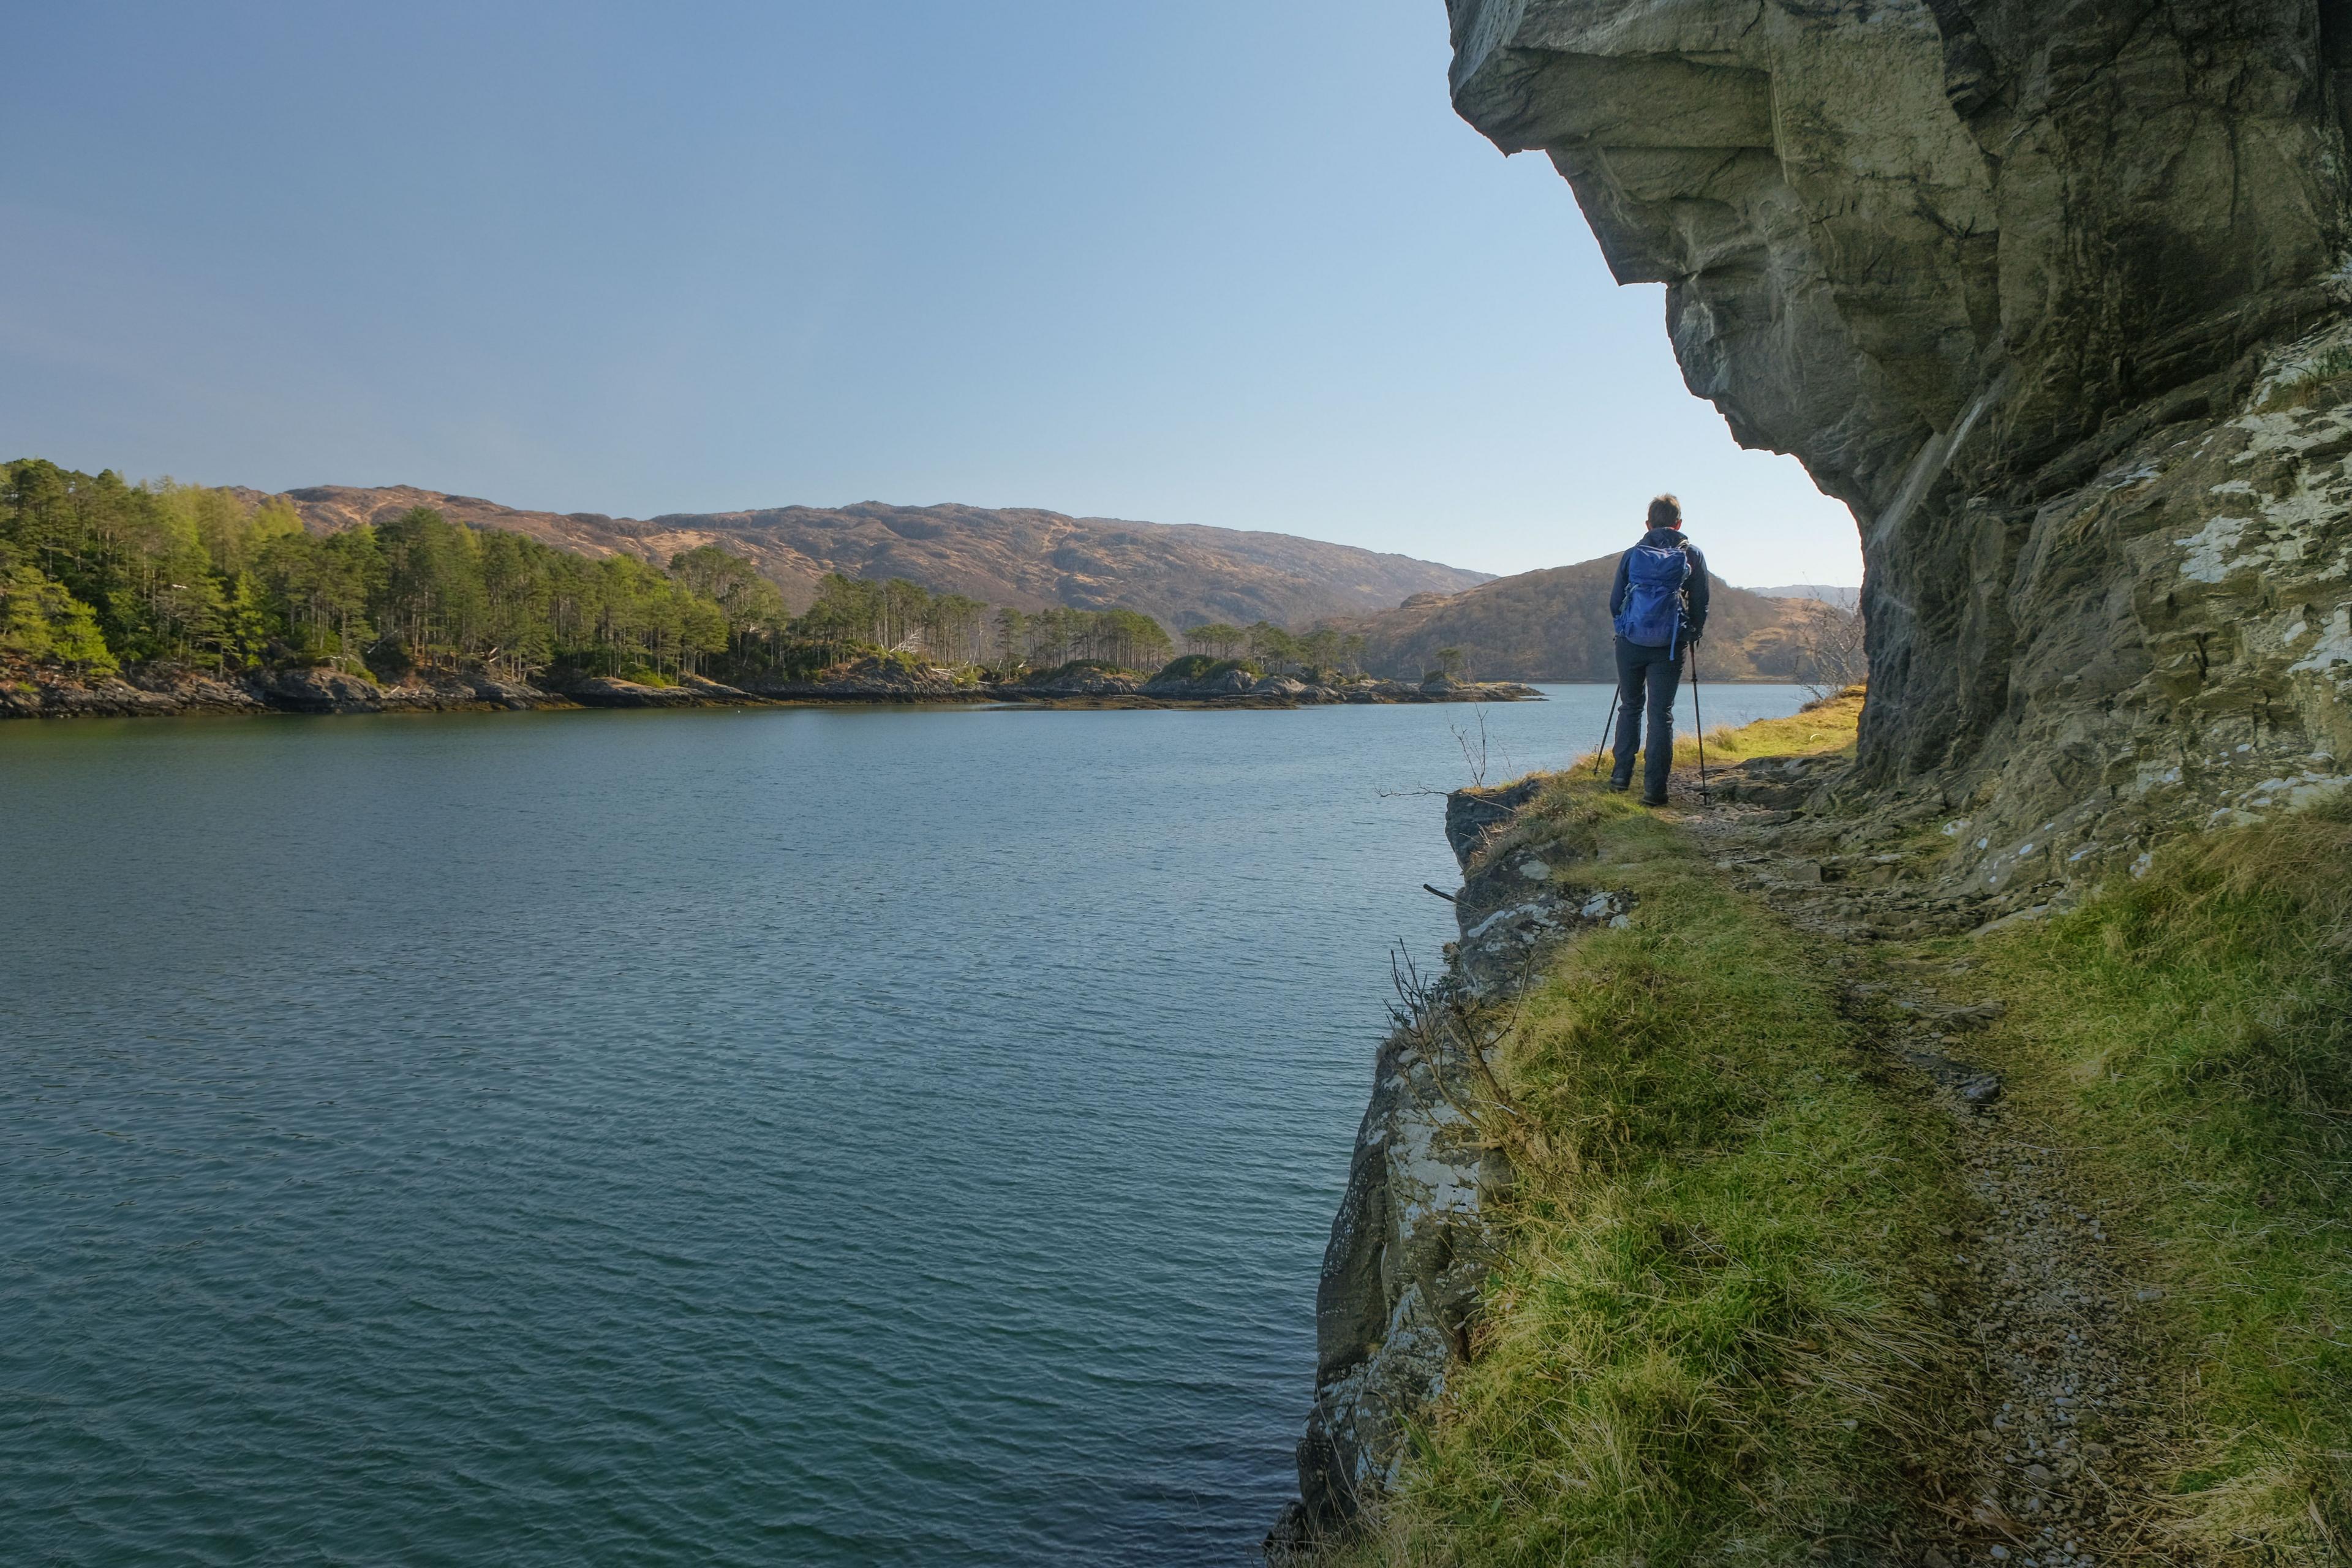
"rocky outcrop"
558,676,707,709
1446,0,2352,899
244,666,386,713
999,673,1541,707
1008,665,1145,697
1141,664,1259,697
1270,781,1630,1554
0,664,266,718
704,656,980,703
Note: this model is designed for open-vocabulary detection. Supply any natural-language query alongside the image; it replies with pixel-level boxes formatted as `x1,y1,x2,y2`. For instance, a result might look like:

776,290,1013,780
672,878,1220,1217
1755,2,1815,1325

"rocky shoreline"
1268,777,1633,1556
0,656,1542,722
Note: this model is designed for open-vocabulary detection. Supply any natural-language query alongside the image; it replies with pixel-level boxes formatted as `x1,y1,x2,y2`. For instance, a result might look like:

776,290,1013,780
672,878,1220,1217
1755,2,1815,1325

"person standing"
1607,494,1711,805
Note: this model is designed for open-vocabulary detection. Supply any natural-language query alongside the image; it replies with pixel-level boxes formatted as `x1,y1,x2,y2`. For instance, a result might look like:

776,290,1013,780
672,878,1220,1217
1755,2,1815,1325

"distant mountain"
1319,555,1830,682
261,485,1493,631
1751,583,1860,608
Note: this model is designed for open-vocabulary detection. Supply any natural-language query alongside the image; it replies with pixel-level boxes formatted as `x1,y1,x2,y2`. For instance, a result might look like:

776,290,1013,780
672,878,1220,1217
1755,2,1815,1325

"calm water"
2,686,1809,1566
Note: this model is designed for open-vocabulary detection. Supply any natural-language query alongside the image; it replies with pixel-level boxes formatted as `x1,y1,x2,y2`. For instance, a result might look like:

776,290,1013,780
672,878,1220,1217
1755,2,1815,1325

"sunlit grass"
1338,748,1962,1564
1570,685,1866,780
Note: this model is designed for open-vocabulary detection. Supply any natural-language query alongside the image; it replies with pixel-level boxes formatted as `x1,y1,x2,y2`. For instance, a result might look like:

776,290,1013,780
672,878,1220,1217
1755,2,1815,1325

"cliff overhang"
1447,0,2352,898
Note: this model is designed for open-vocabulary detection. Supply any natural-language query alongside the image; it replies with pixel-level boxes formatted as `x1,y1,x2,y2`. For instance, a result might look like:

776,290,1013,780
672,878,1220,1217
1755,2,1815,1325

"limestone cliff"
1447,0,2352,903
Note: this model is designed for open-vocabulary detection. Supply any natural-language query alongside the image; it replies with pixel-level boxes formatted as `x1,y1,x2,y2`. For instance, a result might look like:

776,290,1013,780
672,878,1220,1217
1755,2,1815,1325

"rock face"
1270,782,1630,1553
1447,0,2352,892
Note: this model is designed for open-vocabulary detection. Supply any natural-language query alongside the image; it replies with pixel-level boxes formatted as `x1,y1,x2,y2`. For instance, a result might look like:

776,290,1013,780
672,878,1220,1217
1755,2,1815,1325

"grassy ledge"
1342,687,2347,1564
1347,725,1967,1563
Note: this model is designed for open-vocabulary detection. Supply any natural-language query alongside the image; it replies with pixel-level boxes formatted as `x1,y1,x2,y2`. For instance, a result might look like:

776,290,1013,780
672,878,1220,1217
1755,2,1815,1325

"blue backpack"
1615,542,1691,653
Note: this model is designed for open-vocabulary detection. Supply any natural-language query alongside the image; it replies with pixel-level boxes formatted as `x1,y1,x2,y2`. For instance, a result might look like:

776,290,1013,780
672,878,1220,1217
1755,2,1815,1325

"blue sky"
0,1,1861,587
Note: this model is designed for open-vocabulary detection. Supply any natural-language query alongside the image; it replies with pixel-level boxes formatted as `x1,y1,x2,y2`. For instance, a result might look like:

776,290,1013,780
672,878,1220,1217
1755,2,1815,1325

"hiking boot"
1640,791,1669,808
1605,780,1630,794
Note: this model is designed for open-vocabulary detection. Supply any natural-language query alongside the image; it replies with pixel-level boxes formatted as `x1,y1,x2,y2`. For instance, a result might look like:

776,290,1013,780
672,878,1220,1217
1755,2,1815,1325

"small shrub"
1152,654,1260,682
364,641,417,682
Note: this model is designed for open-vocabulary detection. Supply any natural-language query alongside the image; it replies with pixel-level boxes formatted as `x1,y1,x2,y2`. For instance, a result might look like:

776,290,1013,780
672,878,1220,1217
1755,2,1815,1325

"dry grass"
2260,346,2352,414
1572,685,1868,780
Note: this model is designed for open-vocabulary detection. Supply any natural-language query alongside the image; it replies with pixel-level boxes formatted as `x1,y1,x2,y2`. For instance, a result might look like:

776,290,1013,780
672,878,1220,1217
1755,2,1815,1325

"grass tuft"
2260,345,2352,413
1348,688,2350,1564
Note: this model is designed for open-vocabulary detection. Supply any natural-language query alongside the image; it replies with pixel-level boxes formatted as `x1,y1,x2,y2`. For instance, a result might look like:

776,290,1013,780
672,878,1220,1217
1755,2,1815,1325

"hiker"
1608,494,1711,805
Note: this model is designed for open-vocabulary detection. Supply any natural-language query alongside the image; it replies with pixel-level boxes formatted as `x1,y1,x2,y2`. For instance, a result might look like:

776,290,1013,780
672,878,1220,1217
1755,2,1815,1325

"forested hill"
263,485,1491,632
1319,554,1831,682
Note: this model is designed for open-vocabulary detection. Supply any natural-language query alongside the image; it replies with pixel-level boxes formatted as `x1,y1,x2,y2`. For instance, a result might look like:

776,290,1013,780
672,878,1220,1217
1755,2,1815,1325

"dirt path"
1680,789,2182,1568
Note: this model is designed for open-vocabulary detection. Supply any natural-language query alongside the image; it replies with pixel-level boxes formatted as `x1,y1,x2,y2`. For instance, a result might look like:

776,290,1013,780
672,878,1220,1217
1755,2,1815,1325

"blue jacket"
1610,527,1711,643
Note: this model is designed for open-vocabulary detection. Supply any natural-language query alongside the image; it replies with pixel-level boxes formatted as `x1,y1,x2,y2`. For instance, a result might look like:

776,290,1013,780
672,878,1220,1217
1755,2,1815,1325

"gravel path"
1682,794,2178,1567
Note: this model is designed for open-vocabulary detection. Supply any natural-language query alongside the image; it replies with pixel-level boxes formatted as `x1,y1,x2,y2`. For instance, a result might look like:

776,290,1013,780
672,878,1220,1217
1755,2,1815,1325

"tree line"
0,460,744,681
1180,619,1366,676
2,458,1369,685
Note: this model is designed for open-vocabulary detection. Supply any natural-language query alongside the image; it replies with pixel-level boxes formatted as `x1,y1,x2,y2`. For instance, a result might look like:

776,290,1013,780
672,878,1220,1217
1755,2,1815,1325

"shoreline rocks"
1000,672,1543,707
0,661,581,720
736,655,983,703
0,656,1545,722
1270,778,1626,1556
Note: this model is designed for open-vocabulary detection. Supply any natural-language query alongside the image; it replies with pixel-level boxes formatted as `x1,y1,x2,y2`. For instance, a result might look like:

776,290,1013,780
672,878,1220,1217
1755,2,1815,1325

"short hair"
1646,494,1683,530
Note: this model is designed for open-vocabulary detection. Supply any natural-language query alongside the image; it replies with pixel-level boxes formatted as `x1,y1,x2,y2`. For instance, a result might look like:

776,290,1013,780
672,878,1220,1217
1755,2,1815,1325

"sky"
0,1,1863,589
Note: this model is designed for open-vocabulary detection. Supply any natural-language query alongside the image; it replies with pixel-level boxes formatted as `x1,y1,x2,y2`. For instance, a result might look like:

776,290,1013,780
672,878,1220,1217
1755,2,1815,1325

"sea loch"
2,690,1808,1565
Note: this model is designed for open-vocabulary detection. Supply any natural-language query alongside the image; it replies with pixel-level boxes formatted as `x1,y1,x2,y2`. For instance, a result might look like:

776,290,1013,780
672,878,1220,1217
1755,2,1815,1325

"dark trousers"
1610,635,1685,799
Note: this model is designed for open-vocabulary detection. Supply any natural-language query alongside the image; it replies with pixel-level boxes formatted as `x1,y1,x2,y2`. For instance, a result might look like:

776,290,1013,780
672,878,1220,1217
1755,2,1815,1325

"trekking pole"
1689,646,1709,802
1591,688,1619,779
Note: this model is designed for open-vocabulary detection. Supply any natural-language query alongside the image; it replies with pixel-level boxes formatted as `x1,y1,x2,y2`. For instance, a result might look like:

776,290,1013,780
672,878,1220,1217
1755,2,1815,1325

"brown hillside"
257,485,1490,630
1321,554,1830,682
